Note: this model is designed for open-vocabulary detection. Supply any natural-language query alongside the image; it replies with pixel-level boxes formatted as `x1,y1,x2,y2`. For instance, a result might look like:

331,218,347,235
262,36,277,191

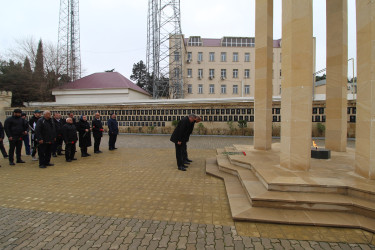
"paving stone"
98,242,112,250
197,227,206,238
147,240,160,250
141,234,153,246
261,238,273,249
181,225,189,237
215,227,224,240
224,234,234,247
170,231,181,242
109,236,124,249
206,232,215,246
128,238,142,250
187,231,197,244
177,236,188,249
166,241,177,250
280,239,293,249
159,235,170,248
234,240,245,250
196,238,206,250
164,225,174,236
123,232,137,244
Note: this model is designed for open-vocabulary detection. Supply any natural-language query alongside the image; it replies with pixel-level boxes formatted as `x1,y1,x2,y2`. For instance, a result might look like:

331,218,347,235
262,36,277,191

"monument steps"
206,148,375,233
227,145,375,201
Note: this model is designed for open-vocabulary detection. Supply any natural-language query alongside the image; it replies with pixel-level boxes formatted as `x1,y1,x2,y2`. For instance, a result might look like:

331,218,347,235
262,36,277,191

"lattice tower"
57,0,82,82
146,0,184,99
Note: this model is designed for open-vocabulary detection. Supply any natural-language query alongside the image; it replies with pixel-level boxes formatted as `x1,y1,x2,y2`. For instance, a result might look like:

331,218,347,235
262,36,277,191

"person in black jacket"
0,121,9,159
170,114,196,171
29,110,42,161
107,113,119,150
182,116,201,165
62,118,78,162
52,113,64,157
77,115,92,157
4,109,28,165
92,112,103,153
35,110,56,168
21,113,31,156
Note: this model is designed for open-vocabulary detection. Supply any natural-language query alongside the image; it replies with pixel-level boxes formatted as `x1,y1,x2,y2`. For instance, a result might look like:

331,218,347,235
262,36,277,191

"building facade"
176,36,283,99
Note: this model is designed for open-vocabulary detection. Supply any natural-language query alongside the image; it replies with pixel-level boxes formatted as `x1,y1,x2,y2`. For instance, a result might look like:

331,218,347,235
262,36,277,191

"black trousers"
94,136,101,152
109,134,117,149
0,140,8,157
31,134,38,157
80,147,88,156
65,142,76,161
182,142,188,162
9,139,22,163
38,143,52,166
175,143,184,168
52,136,63,155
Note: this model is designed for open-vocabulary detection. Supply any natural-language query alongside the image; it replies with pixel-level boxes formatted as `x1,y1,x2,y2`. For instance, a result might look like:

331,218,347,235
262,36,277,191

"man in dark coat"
62,117,78,162
29,109,42,161
182,116,201,165
92,112,103,153
4,109,28,165
0,121,9,159
52,113,64,157
77,115,92,157
35,110,56,168
107,113,119,150
21,113,31,156
170,114,196,171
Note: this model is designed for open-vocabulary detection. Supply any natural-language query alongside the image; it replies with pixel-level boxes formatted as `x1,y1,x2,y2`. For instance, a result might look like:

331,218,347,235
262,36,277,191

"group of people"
170,114,201,171
0,109,119,168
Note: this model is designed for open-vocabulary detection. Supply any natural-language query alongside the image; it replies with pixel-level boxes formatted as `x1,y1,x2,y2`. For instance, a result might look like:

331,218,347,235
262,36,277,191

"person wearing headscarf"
77,115,92,157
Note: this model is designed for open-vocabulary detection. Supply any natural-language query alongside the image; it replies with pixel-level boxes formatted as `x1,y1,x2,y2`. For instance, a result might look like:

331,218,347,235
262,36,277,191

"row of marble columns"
253,0,375,180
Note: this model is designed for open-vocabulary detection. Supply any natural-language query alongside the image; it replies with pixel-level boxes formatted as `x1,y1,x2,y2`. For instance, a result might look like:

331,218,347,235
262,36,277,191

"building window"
198,69,203,79
188,84,192,94
187,52,192,61
198,52,203,62
272,69,274,79
245,85,250,94
280,69,282,78
188,36,202,46
198,84,203,94
221,85,226,94
222,37,254,47
209,52,215,62
209,84,215,94
209,69,215,78
273,52,274,62
233,85,238,94
174,51,180,61
221,69,226,79
280,52,282,63
187,69,192,78
221,52,226,62
233,69,238,78
245,53,250,62
244,69,250,78
233,52,239,62
174,68,180,78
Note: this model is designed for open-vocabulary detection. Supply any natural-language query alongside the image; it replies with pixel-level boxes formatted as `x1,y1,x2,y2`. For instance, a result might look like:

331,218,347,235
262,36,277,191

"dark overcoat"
170,116,191,144
77,119,92,148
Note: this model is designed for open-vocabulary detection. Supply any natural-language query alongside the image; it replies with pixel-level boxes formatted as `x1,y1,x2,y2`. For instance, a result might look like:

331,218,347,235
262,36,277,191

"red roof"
54,72,151,95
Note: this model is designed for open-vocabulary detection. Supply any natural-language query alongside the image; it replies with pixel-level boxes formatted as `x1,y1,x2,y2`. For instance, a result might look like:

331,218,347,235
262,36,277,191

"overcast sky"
0,0,357,79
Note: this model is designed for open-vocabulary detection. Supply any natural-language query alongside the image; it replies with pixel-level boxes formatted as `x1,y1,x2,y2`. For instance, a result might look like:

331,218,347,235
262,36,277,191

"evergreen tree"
23,56,32,74
130,60,153,94
33,39,44,82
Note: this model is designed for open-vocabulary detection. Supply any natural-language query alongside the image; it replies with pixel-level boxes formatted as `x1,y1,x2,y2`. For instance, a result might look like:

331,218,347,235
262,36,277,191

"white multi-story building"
170,35,315,99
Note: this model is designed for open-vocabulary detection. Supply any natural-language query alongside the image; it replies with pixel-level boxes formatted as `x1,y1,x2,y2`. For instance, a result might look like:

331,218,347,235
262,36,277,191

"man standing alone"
62,118,78,162
4,109,27,165
107,113,118,150
92,112,103,153
35,111,56,168
170,114,196,171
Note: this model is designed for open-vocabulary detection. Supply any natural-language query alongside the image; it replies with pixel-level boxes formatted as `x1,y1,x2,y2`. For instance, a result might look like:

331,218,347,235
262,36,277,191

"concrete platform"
206,143,375,233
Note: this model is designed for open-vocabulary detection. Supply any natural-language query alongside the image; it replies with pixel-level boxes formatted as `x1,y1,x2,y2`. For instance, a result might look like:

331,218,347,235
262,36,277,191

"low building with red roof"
52,72,151,104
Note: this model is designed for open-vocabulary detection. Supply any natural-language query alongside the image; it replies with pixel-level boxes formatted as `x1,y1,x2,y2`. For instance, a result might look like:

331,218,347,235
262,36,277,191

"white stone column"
280,0,313,171
355,0,375,179
254,0,273,150
325,0,348,152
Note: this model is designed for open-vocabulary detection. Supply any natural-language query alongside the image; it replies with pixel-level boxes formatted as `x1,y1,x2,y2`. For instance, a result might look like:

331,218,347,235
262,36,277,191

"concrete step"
206,158,375,233
215,154,375,219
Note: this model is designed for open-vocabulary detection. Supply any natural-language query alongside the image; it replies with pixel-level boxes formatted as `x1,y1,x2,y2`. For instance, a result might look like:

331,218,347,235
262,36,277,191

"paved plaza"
0,134,373,249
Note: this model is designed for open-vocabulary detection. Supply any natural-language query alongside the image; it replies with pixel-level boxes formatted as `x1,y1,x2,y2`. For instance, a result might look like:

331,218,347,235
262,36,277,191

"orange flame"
312,141,317,148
